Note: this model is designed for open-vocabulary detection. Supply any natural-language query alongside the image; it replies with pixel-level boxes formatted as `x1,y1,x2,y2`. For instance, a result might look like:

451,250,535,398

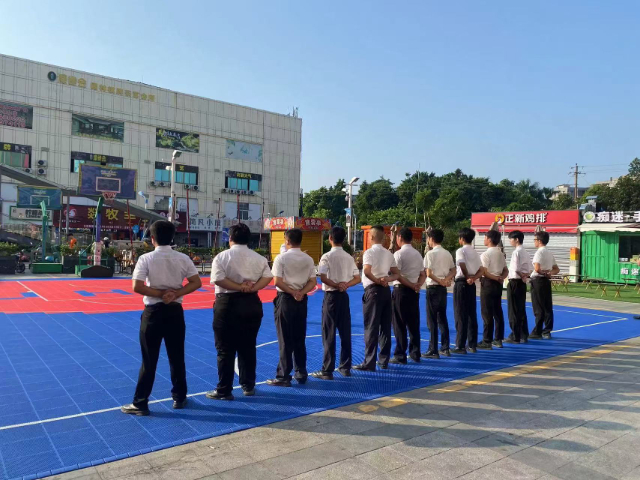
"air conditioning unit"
184,184,191,190
158,181,166,187
37,168,47,176
249,190,255,195
37,160,47,167
24,167,32,174
240,190,247,195
149,181,157,187
221,188,228,193
228,189,237,194
192,185,200,191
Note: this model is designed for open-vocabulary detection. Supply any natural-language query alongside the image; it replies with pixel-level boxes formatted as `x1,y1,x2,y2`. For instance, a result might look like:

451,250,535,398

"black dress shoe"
410,355,421,363
266,378,292,387
377,362,388,369
451,348,467,354
206,390,234,400
503,338,518,344
353,363,376,371
468,347,478,353
310,371,334,380
440,349,451,357
295,376,308,384
121,404,150,416
172,398,188,409
421,350,440,359
492,340,503,348
477,341,493,350
389,357,407,365
338,369,351,377
528,333,543,340
242,387,255,396
542,333,552,340
520,338,528,344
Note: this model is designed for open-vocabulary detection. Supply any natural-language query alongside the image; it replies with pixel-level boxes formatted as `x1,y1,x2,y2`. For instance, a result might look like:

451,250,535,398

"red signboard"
54,205,142,231
264,216,331,231
471,210,580,233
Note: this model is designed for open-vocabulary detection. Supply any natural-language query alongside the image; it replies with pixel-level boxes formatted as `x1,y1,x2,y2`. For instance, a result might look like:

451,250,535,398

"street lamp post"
345,177,359,247
167,150,181,224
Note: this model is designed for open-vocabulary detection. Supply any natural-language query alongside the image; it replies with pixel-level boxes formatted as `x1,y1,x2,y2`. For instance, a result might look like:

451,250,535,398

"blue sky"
1,0,638,193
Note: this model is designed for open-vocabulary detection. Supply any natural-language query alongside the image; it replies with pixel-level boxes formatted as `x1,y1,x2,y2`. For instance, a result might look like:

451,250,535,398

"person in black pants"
267,228,317,387
121,220,202,416
478,229,509,349
207,223,273,400
453,228,483,354
423,229,456,358
354,225,400,371
505,230,533,344
529,231,559,339
312,227,361,380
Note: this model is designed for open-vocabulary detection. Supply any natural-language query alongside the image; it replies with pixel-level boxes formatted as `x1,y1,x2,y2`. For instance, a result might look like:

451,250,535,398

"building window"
619,236,640,261
238,202,250,220
70,152,123,173
225,170,262,192
155,162,198,185
0,142,31,168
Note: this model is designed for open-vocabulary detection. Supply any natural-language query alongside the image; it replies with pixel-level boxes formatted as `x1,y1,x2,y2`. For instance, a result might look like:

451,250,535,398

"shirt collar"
230,244,249,250
400,244,413,251
288,247,301,251
330,246,343,251
371,244,384,249
154,245,173,251
432,245,442,251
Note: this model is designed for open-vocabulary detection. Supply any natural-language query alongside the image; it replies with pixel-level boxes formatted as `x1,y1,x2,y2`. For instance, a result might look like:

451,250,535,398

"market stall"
360,225,425,251
264,217,331,264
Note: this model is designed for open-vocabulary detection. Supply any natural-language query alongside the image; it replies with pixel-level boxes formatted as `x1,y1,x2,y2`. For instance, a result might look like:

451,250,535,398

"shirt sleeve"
131,255,148,282
184,255,199,278
363,249,373,266
448,252,455,269
308,260,317,280
389,252,397,269
394,251,402,271
455,248,465,265
351,258,360,277
532,250,542,265
318,254,329,275
271,255,284,278
424,251,432,270
261,258,274,278
481,251,490,268
211,254,226,282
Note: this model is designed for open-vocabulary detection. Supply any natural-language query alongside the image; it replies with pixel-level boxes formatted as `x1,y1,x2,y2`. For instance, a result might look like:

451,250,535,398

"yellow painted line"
378,398,407,408
358,405,378,413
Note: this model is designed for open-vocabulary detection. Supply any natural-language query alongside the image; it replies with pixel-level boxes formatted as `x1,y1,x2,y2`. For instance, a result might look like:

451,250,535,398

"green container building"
581,230,640,284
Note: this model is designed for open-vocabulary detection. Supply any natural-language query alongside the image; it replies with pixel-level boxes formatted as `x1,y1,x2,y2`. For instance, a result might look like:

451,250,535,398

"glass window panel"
249,179,260,191
176,171,184,184
228,177,237,189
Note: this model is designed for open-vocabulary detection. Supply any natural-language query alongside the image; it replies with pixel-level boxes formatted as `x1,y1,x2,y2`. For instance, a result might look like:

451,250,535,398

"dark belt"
454,278,468,283
427,284,446,290
365,284,389,291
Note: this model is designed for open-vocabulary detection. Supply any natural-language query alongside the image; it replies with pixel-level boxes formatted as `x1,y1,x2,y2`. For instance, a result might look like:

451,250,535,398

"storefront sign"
225,170,262,180
10,206,52,221
48,72,154,101
2,142,31,155
0,101,33,129
72,114,124,142
264,217,331,231
621,268,639,275
154,211,263,233
156,128,199,153
582,211,639,223
53,205,138,231
471,210,580,233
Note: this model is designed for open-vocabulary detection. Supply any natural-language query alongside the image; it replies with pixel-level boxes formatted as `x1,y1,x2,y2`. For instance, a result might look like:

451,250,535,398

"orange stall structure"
361,225,425,251
264,217,331,264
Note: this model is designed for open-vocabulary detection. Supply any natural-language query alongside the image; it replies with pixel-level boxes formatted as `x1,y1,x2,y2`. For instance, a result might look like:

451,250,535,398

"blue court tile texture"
1,284,639,479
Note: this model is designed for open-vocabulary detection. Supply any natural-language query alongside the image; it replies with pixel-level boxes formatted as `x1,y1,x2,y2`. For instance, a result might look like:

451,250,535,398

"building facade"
0,54,302,246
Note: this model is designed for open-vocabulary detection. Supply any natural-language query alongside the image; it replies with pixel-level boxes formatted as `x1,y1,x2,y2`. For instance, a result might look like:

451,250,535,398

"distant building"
551,184,588,200
593,177,620,188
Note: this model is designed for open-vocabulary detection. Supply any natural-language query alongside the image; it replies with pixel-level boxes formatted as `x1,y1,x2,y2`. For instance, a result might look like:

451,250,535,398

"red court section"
0,278,297,314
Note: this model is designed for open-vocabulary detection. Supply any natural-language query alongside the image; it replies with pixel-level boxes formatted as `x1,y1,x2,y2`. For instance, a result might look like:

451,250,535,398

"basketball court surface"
1,278,639,480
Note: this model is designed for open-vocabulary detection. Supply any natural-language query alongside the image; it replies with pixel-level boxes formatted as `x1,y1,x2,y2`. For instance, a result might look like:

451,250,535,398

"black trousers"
507,279,528,341
480,279,505,343
133,303,187,408
426,285,450,352
530,277,554,335
391,285,421,361
362,285,392,368
321,291,352,373
213,292,263,395
274,292,307,381
453,279,478,349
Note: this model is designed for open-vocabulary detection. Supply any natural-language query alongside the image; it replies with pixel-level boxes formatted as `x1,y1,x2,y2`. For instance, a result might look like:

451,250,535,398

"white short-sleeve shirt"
272,248,316,291
509,245,533,281
530,246,557,279
455,244,482,280
424,245,455,286
132,246,199,305
318,247,360,291
362,244,397,288
481,246,507,277
210,244,273,294
393,244,424,285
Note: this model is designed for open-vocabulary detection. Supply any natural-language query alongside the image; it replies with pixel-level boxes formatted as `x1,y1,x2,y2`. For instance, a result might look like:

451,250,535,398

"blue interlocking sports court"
1,279,639,480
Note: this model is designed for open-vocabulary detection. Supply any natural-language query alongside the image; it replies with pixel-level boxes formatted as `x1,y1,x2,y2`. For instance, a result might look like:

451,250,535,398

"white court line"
16,281,49,301
554,317,627,332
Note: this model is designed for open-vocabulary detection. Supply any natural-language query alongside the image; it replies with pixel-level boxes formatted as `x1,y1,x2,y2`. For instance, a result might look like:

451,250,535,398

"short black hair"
508,230,524,244
428,228,444,244
485,230,501,246
458,227,475,244
285,228,303,247
229,223,251,245
330,226,346,245
150,220,175,246
399,227,413,243
535,231,550,245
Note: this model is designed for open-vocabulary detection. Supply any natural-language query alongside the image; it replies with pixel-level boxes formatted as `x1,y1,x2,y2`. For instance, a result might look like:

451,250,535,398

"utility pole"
568,164,585,201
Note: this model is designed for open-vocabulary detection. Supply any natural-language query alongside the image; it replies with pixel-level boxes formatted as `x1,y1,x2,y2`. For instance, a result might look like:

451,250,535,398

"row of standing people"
120,221,557,416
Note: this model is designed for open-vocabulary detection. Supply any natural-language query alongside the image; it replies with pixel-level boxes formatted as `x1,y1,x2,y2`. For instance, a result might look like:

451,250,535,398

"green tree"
354,177,399,225
301,179,347,225
550,193,575,210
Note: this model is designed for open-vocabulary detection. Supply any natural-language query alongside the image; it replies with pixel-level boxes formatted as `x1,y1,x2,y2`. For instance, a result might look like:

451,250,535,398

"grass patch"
554,283,640,304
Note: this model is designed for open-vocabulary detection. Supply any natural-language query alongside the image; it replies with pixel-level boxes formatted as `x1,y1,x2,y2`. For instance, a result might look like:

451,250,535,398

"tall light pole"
167,150,181,223
345,177,359,247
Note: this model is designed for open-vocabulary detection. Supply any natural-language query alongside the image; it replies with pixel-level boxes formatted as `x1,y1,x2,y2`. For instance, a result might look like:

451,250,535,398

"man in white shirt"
312,226,361,380
121,220,202,416
207,223,273,400
280,243,288,255
390,227,426,364
355,225,400,371
505,230,533,344
479,230,509,350
529,231,559,339
423,229,456,358
267,229,317,387
453,228,483,354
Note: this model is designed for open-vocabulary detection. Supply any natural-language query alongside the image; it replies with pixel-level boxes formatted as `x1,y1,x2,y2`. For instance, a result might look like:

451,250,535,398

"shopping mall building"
0,54,302,246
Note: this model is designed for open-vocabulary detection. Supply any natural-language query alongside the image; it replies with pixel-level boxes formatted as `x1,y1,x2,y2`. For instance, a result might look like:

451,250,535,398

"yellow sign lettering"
90,82,98,91
78,78,87,88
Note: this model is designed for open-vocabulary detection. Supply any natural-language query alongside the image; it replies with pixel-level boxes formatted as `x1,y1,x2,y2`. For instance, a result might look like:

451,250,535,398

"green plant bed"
32,263,63,274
